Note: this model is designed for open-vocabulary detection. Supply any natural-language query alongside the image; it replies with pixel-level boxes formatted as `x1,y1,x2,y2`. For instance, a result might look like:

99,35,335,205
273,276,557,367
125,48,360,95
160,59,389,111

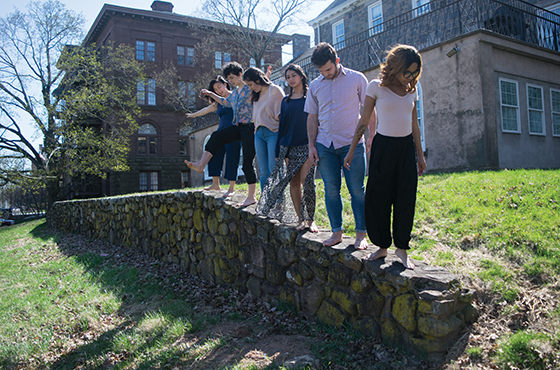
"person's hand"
418,155,427,176
200,89,211,96
265,65,272,79
343,150,354,170
185,113,193,118
309,146,319,166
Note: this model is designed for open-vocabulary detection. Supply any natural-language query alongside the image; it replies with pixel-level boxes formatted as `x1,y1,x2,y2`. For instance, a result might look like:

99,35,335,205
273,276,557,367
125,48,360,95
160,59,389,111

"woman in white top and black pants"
343,45,427,270
243,67,285,191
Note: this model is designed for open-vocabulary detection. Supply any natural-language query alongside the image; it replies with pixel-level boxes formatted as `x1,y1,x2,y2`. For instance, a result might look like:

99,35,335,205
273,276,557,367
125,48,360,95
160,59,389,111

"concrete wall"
48,190,476,356
363,31,560,173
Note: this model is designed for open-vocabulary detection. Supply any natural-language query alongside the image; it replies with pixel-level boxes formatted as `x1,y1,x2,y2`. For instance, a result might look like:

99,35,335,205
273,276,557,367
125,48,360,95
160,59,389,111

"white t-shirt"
366,79,418,137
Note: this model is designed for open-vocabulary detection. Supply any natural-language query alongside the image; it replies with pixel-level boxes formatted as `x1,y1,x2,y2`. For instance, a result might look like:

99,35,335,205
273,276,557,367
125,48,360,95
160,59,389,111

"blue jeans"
254,126,278,191
316,142,366,234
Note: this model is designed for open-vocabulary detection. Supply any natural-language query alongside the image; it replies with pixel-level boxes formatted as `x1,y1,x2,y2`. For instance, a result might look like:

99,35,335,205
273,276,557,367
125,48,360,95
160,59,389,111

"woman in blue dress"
257,64,318,232
186,76,241,197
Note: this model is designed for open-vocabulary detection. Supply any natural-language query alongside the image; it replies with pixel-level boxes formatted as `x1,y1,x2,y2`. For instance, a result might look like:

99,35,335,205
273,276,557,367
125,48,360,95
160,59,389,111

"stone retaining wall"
48,190,476,356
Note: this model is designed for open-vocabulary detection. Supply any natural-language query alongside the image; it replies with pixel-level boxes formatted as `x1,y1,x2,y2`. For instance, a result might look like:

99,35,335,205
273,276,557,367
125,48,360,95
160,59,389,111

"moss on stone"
193,209,204,231
286,265,303,286
392,293,418,333
331,287,357,315
207,213,218,235
418,315,462,338
317,299,347,327
356,289,385,318
218,222,229,236
266,261,286,285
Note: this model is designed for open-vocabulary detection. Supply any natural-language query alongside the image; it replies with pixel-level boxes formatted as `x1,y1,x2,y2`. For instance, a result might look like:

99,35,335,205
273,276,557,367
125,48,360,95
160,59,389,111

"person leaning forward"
305,42,375,250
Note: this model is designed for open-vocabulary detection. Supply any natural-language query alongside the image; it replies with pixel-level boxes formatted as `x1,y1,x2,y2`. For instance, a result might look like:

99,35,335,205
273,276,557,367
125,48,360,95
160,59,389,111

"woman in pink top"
243,67,285,191
344,45,426,269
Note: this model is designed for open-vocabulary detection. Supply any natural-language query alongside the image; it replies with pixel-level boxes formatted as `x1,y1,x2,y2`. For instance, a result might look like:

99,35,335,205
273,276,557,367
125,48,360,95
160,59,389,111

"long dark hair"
284,64,308,102
242,67,271,102
205,75,230,102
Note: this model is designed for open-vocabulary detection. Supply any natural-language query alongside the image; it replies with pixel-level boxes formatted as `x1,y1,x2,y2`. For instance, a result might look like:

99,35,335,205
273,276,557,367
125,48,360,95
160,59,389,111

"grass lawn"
0,169,559,369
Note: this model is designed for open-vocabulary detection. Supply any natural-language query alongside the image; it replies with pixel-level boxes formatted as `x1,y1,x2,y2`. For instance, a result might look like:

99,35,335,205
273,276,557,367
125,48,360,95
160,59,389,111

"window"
139,171,159,191
136,41,155,61
215,52,222,69
188,82,196,107
527,84,545,135
138,123,158,155
499,78,520,133
215,52,231,69
368,2,383,36
414,0,431,16
551,88,560,136
250,57,264,68
136,40,144,60
181,171,190,188
179,125,190,155
417,82,425,151
177,46,195,66
179,82,197,108
332,20,345,48
137,79,156,106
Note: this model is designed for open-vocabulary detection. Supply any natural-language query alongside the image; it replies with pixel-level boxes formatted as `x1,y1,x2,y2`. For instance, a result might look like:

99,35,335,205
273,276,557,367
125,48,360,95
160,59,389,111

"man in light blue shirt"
305,42,373,249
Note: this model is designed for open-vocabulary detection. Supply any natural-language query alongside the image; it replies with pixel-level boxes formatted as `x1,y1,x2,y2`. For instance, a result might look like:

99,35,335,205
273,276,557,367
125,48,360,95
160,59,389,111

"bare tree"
199,0,310,69
0,0,144,209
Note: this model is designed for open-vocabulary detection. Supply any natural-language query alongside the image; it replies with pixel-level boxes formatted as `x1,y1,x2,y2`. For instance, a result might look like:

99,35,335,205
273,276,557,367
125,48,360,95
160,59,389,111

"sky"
0,0,329,150
1,0,328,50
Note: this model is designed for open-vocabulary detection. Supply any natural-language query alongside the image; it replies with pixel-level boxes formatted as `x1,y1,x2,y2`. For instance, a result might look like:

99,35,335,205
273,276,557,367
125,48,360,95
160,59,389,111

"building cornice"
308,0,370,28
84,4,291,45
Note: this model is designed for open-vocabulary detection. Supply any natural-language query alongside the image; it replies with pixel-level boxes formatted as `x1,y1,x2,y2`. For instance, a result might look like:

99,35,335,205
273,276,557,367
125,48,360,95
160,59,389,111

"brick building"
282,0,560,172
73,1,294,198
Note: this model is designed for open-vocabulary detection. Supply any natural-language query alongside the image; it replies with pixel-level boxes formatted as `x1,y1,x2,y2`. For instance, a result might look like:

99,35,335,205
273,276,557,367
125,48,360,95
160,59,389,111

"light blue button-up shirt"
219,84,253,125
304,64,367,149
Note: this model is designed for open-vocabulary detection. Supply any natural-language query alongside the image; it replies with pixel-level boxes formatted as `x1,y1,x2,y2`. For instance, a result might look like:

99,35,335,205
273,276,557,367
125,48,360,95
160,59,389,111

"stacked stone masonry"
48,190,477,356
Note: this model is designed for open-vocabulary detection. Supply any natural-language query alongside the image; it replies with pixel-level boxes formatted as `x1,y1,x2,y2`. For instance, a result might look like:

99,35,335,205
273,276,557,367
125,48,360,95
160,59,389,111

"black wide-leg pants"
204,122,257,184
365,133,418,250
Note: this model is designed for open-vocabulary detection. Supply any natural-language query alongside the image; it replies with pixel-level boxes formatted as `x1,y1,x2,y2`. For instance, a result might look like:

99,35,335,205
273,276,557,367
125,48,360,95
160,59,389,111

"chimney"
151,1,174,12
291,34,310,60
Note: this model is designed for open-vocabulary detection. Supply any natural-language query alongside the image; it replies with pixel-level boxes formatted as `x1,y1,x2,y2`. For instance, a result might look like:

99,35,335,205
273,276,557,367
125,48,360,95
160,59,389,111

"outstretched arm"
186,102,218,118
344,96,376,169
411,102,426,176
200,89,224,105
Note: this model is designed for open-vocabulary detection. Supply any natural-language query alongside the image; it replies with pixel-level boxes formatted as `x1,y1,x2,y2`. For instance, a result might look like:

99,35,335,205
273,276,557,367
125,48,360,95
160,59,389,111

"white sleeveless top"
366,79,418,137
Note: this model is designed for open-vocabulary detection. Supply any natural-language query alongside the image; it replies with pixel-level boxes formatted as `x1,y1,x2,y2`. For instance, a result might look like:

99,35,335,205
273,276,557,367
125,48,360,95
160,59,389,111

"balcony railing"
285,0,559,82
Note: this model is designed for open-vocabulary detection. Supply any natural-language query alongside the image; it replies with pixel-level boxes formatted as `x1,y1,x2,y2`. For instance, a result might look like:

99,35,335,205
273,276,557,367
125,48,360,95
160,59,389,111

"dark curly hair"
222,62,243,79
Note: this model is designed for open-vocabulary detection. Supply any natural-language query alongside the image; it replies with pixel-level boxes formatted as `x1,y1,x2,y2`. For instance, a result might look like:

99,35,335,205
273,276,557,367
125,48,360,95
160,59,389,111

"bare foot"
323,231,343,247
307,221,319,233
222,190,235,198
204,185,221,191
237,196,256,207
354,232,368,250
366,248,388,261
295,220,306,231
395,248,415,270
184,160,204,174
